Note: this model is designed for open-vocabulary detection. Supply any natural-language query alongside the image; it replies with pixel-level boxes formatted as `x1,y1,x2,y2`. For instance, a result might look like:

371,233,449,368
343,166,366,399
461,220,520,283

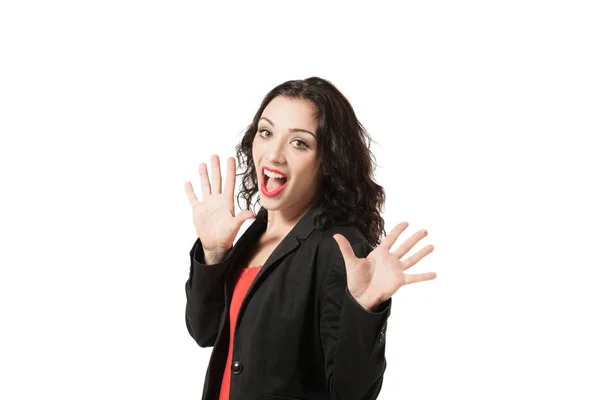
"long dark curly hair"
235,76,386,247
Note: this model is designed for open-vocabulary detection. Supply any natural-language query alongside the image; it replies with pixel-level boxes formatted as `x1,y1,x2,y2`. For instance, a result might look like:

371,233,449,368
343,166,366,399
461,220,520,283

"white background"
1,0,599,399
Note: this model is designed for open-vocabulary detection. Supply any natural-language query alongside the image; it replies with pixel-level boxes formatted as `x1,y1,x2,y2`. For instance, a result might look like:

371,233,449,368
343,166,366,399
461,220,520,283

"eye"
258,129,309,150
258,128,271,138
292,140,309,150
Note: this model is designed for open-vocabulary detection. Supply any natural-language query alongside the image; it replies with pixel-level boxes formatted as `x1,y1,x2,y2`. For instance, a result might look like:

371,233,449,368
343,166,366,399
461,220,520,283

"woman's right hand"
184,155,255,258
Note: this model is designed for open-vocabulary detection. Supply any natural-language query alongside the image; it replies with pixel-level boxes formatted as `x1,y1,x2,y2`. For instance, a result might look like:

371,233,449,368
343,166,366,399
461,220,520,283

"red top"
219,264,263,400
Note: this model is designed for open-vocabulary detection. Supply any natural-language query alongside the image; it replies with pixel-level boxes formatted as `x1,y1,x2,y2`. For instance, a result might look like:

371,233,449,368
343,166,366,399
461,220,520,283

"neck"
263,201,315,237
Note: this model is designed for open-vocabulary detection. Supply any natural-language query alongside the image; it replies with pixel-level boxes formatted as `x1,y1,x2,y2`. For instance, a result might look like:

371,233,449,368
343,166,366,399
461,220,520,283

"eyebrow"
259,117,316,139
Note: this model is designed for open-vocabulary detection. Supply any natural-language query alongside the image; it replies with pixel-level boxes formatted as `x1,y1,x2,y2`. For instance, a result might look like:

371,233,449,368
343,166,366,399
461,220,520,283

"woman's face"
252,95,321,211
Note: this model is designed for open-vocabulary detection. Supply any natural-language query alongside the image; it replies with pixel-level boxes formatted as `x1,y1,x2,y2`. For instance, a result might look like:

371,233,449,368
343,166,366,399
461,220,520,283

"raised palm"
184,155,255,253
333,221,436,311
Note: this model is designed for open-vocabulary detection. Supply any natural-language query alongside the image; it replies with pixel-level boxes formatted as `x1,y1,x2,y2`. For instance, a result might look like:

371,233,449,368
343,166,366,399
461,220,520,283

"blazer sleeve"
184,237,234,348
320,240,392,400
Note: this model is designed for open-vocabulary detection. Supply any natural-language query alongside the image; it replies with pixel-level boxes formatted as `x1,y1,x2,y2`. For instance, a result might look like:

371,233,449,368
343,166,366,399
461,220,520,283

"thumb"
235,210,255,225
333,234,357,266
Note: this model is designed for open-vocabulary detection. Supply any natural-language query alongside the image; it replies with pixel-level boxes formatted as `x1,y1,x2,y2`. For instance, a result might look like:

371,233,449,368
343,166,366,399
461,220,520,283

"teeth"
264,169,286,179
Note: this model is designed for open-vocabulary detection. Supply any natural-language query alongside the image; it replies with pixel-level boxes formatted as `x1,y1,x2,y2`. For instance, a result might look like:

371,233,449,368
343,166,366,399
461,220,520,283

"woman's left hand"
333,222,437,311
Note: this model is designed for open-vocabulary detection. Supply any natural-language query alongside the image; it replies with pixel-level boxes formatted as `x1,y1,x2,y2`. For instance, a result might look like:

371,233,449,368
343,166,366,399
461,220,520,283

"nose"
265,140,286,165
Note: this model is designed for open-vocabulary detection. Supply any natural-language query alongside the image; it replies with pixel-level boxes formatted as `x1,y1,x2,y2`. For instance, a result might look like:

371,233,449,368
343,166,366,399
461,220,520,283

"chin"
259,198,284,210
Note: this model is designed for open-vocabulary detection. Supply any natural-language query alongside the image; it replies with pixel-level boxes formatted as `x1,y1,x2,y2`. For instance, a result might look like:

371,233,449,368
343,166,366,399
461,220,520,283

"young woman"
184,77,436,400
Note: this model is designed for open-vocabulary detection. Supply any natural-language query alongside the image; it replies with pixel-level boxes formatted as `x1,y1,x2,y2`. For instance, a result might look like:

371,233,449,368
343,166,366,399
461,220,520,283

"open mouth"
262,167,288,197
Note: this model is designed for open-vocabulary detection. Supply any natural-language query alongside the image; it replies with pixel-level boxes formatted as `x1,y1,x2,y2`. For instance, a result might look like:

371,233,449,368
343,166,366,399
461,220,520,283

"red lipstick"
261,166,288,197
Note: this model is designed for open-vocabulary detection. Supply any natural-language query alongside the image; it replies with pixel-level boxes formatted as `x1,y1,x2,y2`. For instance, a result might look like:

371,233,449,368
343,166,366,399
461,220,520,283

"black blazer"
185,201,392,400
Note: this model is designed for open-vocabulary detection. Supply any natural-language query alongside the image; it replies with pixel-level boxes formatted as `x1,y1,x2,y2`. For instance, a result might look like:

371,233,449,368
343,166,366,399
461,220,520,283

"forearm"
184,238,233,347
320,242,392,400
327,289,391,399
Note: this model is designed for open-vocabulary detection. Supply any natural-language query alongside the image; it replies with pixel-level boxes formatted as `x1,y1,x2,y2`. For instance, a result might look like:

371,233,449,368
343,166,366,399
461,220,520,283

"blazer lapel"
253,200,324,276
228,201,325,329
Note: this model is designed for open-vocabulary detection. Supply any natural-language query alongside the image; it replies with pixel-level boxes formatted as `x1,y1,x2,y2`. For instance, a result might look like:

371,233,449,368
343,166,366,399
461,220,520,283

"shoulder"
311,224,374,267
306,224,374,306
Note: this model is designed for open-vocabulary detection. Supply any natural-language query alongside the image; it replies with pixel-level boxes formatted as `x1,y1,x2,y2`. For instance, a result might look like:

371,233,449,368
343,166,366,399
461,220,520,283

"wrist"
202,248,228,265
